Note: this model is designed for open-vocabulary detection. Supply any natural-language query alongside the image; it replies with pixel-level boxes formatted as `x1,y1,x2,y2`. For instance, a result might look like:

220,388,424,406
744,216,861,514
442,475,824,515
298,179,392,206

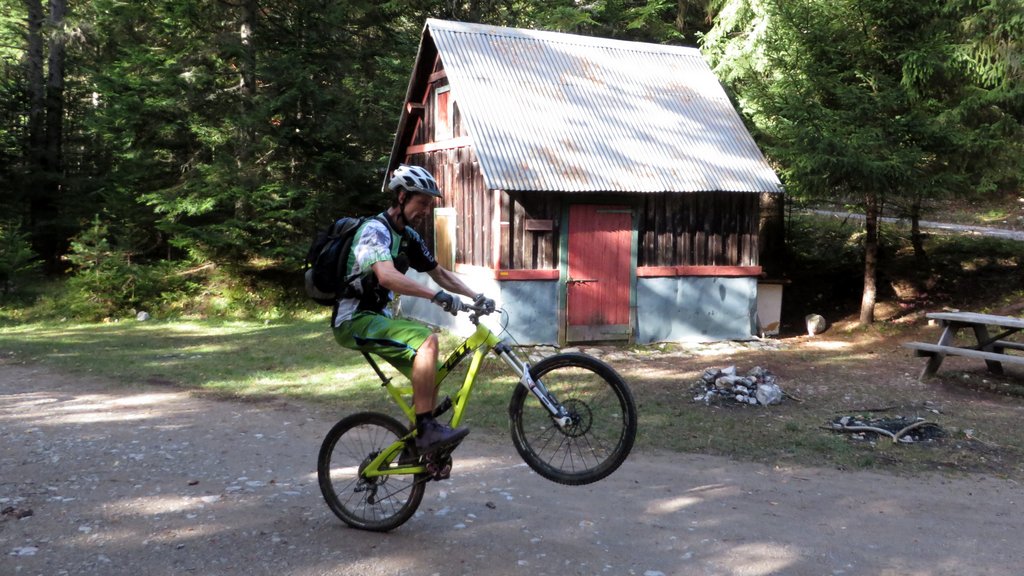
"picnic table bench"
903,312,1024,379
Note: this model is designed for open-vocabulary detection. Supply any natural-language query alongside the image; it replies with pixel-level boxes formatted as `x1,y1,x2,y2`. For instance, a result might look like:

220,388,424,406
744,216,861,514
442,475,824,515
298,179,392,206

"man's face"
401,191,436,227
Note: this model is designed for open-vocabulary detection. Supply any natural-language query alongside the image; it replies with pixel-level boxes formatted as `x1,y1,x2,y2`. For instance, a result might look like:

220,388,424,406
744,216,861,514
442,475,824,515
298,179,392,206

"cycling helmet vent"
388,165,441,198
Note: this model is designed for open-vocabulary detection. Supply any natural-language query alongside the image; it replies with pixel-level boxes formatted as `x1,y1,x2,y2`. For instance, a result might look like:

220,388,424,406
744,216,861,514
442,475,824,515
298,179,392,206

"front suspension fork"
494,343,572,428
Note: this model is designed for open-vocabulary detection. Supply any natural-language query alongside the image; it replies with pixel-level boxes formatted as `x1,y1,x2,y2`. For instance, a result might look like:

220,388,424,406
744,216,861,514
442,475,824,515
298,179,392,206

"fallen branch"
783,390,805,403
827,420,940,444
174,263,217,277
964,430,1001,449
893,420,938,442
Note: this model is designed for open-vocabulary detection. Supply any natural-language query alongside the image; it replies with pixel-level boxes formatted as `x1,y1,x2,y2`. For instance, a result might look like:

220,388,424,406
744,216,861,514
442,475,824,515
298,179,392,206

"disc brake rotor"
559,398,593,437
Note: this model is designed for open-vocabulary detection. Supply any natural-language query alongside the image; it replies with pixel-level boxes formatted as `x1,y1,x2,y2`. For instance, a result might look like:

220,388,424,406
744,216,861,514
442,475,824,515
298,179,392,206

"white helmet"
387,165,442,198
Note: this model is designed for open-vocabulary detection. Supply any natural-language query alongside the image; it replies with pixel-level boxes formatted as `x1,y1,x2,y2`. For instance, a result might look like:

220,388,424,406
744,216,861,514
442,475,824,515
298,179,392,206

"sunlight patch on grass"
803,340,853,351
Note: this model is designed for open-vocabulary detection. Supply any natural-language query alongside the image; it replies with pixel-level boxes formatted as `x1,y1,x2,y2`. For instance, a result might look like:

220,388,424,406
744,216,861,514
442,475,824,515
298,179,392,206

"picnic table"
903,312,1024,379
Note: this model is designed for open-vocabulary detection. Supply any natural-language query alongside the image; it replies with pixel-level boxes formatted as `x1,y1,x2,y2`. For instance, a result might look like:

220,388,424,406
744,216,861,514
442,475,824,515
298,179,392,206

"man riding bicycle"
333,164,494,455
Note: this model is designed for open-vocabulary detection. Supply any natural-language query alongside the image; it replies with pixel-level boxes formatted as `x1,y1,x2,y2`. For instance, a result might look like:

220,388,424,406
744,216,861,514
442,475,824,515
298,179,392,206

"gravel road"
3,362,1024,576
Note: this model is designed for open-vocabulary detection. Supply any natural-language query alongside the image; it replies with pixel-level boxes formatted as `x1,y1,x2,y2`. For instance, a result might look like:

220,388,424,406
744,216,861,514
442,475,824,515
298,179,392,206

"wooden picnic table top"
908,311,1024,379
926,311,1024,330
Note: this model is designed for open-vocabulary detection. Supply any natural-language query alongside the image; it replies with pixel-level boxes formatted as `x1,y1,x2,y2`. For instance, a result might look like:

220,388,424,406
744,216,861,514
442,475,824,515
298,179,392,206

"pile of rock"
692,366,784,406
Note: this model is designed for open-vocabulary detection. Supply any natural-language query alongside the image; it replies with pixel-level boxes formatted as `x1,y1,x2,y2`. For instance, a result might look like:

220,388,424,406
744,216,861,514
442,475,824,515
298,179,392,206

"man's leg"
335,312,467,454
410,332,468,454
411,333,439,414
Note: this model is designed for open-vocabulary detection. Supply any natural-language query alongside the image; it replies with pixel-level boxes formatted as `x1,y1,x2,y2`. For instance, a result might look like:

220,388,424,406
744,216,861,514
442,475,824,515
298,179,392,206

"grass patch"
0,316,524,431
1,318,382,407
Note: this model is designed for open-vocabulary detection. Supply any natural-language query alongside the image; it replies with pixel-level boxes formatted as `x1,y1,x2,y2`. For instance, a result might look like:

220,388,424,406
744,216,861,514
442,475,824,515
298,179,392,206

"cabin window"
434,207,456,269
434,85,453,141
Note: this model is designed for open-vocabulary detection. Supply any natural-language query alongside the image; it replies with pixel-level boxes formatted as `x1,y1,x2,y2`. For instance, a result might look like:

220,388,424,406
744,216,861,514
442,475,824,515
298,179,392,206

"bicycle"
317,305,638,531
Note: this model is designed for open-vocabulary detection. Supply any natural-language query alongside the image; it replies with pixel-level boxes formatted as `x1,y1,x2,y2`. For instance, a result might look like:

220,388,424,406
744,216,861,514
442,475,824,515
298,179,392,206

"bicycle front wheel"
508,353,637,485
317,412,424,532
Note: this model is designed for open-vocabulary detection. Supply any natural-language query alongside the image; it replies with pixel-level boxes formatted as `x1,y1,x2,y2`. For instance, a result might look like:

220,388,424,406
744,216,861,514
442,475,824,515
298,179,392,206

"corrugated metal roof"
421,19,783,194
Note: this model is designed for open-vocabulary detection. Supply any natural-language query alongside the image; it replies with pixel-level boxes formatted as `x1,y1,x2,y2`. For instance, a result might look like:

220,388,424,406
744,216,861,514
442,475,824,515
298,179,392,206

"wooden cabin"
389,19,785,345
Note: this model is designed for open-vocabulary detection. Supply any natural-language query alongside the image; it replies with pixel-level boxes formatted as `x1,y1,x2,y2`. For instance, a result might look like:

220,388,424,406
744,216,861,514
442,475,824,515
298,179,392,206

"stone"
715,375,746,390
805,314,827,335
755,383,783,405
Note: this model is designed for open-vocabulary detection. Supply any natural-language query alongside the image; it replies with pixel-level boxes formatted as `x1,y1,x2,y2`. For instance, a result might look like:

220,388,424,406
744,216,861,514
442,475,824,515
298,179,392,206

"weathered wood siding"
407,147,491,267
501,192,560,270
639,192,760,268
406,65,499,267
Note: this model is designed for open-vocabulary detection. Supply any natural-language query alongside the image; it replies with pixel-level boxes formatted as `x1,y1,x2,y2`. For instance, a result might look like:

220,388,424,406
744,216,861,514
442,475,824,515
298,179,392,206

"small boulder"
805,314,827,336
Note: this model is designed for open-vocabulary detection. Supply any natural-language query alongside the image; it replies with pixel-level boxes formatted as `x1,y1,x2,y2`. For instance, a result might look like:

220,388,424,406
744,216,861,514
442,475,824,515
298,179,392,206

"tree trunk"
24,0,60,269
238,0,256,101
235,0,257,222
24,0,45,168
859,191,880,325
909,199,927,265
45,0,67,181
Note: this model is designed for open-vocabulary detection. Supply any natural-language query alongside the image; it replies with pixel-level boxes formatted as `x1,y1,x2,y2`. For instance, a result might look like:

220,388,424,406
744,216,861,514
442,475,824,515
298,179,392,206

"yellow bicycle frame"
361,321,505,478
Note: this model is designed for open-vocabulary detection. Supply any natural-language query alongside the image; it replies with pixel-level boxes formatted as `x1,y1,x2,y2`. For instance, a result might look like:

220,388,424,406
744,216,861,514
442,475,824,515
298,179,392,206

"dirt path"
2,362,1023,576
807,209,1024,241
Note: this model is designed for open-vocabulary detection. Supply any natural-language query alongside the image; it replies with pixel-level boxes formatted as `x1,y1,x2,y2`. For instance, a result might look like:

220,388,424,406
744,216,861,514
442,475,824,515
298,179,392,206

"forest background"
1,0,1022,324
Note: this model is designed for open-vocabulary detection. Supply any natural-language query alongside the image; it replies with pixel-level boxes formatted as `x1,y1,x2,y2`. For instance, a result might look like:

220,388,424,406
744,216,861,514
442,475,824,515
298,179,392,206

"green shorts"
333,311,432,379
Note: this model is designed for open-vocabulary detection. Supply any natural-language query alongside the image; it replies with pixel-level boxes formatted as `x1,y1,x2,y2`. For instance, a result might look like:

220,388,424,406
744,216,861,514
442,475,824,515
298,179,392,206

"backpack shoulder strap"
372,213,405,256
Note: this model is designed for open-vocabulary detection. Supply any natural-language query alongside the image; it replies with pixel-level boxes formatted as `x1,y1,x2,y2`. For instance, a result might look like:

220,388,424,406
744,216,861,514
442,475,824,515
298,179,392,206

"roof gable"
399,19,782,194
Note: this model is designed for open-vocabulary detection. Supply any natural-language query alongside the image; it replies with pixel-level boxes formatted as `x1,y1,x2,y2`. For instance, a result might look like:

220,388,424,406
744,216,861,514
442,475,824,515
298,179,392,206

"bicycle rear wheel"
317,412,424,531
508,353,637,485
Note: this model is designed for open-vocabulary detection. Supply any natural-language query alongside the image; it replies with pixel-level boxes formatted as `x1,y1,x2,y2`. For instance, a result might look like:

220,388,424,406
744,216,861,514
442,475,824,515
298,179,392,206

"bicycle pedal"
425,454,453,481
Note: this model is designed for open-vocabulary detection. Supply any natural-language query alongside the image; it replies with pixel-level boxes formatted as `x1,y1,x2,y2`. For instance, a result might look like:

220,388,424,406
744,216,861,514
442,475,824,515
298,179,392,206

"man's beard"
404,209,426,228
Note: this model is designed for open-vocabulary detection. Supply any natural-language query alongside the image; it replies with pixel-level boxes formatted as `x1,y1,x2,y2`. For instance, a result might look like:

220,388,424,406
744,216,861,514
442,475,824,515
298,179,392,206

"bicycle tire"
508,353,637,485
317,412,425,532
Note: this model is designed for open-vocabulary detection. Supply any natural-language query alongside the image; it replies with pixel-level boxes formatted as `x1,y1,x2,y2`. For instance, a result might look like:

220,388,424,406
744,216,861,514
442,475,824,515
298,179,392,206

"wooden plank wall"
407,148,491,267
502,192,560,270
640,192,760,267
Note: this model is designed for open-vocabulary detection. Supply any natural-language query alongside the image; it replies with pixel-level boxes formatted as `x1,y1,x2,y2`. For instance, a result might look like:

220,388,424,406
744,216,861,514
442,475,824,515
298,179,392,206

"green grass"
0,316,521,429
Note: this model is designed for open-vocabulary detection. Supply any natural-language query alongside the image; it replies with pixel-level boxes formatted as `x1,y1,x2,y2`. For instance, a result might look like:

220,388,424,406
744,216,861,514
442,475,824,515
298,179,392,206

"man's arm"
426,266,478,300
371,260,439,301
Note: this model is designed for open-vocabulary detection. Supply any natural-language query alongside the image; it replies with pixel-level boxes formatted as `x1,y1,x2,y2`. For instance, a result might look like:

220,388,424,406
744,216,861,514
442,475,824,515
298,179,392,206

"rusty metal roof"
415,19,782,194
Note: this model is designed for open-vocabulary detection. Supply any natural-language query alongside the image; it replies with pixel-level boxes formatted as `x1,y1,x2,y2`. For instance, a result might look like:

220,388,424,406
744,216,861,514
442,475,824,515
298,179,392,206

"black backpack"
304,215,384,306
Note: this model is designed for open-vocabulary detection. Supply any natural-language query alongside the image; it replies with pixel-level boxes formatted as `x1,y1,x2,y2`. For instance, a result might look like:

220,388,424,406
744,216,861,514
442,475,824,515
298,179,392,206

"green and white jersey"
333,212,437,327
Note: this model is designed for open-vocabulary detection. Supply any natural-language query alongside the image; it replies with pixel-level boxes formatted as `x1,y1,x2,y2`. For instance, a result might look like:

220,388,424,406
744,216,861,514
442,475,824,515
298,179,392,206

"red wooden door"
566,205,632,342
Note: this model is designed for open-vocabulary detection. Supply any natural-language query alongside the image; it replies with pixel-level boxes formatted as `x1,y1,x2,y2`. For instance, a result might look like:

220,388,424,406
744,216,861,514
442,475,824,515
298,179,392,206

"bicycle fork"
493,343,573,429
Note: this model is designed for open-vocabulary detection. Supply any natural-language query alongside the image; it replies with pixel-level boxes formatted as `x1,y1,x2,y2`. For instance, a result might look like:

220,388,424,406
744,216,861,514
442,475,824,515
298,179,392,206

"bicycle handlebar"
462,302,497,324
